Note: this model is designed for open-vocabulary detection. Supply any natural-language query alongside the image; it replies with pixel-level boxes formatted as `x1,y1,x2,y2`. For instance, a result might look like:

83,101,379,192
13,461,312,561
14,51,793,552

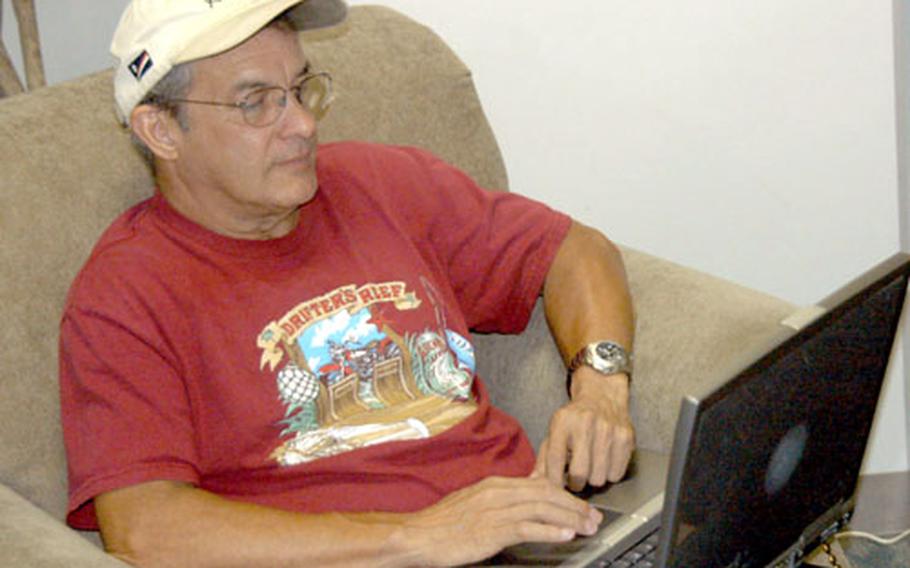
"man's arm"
95,475,603,568
536,220,636,491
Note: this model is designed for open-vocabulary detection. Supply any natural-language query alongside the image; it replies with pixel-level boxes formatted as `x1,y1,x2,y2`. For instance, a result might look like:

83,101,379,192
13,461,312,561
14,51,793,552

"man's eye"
240,91,269,109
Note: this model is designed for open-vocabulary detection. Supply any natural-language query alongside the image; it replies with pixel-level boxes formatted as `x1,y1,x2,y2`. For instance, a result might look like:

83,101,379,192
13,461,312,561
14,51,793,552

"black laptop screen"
664,263,908,568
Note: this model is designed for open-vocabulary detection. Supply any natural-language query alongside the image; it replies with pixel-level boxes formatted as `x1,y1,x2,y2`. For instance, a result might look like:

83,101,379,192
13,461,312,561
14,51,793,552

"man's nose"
279,96,317,138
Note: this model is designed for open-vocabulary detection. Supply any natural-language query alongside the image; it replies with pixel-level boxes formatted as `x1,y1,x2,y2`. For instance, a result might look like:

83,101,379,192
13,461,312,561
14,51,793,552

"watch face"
570,341,631,376
595,342,620,360
590,342,628,374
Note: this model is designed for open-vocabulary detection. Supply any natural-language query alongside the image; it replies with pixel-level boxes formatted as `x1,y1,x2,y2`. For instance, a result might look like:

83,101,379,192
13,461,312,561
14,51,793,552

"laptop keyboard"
594,529,659,567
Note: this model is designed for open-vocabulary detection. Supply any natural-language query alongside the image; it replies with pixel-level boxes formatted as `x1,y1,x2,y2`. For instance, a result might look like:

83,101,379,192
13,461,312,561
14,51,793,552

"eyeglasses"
163,72,334,127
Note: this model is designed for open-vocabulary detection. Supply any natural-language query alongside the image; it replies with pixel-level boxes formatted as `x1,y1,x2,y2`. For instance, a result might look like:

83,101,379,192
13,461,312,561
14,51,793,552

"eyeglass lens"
242,74,332,126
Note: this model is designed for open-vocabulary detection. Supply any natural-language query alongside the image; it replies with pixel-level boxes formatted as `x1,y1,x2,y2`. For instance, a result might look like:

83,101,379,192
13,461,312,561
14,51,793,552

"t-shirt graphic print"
258,277,478,466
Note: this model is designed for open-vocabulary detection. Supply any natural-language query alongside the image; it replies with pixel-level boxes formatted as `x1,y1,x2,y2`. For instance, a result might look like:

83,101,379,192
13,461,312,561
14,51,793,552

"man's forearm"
536,220,636,489
543,221,634,361
96,475,602,568
97,481,420,568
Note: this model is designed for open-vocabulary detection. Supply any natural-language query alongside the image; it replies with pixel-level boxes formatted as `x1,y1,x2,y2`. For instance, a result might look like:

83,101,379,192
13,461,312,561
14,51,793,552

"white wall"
4,0,907,473
895,0,910,473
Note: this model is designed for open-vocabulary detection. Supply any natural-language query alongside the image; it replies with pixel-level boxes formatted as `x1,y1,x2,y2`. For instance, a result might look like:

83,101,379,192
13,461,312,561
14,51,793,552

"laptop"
485,252,910,567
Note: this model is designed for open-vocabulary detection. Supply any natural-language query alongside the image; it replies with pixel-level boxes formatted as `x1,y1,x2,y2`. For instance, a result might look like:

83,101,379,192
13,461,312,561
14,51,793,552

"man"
59,1,636,566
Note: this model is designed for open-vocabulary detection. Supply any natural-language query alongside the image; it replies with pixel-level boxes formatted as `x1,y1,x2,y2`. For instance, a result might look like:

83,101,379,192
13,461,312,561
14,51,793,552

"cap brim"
290,0,348,31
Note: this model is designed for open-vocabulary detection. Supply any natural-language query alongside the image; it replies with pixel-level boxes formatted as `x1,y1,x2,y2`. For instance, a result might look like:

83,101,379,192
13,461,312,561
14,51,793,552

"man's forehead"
228,63,311,93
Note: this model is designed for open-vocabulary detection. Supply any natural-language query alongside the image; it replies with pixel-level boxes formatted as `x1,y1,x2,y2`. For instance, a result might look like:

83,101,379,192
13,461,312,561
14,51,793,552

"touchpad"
481,506,625,566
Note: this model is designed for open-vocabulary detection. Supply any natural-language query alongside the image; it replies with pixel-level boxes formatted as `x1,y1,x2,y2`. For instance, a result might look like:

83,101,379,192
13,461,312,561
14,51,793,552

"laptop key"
599,527,660,567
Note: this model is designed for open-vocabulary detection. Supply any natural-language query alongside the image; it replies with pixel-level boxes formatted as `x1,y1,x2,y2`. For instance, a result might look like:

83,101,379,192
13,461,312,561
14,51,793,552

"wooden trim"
12,0,44,90
0,38,25,96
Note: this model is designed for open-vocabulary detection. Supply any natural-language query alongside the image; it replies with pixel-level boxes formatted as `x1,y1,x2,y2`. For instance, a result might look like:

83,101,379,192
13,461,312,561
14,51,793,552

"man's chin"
276,177,319,209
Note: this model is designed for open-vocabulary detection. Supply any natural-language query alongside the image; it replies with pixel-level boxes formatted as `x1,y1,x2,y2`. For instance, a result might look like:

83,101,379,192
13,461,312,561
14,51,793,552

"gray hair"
130,61,193,166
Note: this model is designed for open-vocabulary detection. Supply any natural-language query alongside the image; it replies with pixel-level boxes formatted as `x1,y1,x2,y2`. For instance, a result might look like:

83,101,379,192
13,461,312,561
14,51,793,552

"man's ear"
130,104,183,161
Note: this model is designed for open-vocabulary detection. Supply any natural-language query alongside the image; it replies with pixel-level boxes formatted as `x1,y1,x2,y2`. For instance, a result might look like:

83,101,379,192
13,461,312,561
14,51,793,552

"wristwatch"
566,340,633,396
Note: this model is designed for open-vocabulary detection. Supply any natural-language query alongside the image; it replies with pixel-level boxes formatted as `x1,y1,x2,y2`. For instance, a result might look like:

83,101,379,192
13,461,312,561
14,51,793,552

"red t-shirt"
60,141,571,530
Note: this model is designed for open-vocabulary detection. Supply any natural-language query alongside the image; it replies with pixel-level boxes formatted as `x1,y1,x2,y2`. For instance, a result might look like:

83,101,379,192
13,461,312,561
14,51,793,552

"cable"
835,527,910,546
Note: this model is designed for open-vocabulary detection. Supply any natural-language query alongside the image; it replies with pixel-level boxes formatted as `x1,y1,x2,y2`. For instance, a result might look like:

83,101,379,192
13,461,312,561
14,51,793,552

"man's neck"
156,173,301,241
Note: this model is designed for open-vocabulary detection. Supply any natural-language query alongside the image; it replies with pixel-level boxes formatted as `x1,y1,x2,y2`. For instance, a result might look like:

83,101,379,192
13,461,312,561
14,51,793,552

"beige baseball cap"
111,0,347,125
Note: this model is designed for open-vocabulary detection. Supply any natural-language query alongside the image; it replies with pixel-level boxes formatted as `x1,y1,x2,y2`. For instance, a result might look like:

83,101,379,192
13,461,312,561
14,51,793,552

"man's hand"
534,367,635,491
403,475,603,566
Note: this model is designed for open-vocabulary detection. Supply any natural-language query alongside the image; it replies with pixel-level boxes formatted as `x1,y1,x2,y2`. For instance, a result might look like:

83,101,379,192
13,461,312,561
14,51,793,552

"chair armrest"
0,482,126,568
475,247,797,453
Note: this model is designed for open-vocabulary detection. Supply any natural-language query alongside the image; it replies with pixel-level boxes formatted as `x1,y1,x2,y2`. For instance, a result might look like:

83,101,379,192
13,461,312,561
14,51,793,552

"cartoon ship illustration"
269,301,476,466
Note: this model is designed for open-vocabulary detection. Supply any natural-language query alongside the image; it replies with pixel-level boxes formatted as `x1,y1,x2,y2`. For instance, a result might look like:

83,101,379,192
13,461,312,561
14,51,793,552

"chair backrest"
0,6,509,519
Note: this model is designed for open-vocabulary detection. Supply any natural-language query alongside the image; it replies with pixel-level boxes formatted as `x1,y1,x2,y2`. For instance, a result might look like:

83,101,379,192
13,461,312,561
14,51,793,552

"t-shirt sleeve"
387,146,573,334
60,289,201,530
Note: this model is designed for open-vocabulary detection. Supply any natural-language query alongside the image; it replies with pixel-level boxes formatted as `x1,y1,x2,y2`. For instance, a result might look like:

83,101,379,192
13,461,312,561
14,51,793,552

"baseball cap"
111,0,347,125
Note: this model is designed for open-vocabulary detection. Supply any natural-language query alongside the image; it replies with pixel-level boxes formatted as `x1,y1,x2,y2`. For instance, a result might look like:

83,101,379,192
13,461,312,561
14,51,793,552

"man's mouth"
275,149,315,169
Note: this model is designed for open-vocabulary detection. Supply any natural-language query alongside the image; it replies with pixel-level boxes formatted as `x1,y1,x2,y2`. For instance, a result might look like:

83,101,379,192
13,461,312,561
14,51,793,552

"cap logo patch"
128,50,154,81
